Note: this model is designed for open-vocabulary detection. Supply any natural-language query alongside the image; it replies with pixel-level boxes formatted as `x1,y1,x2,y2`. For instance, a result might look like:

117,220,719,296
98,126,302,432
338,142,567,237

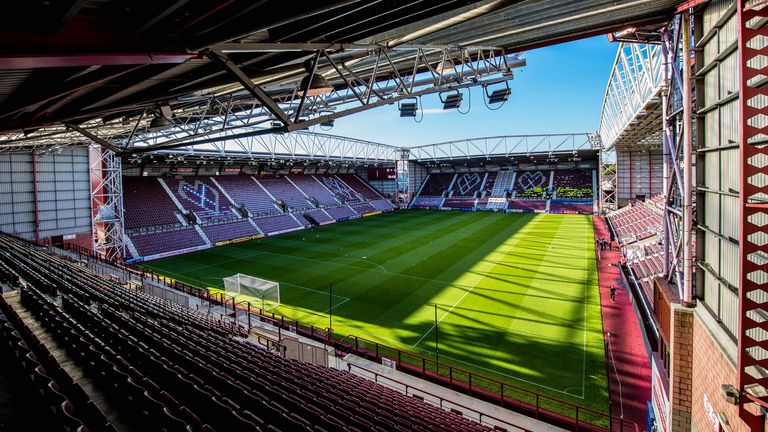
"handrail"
332,333,638,432
54,242,638,432
347,362,533,432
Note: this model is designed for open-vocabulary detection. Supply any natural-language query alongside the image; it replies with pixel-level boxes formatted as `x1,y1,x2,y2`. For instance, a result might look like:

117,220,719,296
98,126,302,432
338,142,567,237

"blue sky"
322,36,618,146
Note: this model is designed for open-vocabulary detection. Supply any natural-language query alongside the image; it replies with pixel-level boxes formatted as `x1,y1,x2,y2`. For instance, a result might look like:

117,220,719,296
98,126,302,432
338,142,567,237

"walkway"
592,216,651,429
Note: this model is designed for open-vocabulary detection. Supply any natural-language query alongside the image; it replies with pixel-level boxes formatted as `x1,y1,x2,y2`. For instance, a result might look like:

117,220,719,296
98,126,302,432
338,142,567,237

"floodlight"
298,58,334,97
484,82,511,105
148,115,172,131
488,88,511,104
320,119,335,128
399,100,418,117
440,91,463,110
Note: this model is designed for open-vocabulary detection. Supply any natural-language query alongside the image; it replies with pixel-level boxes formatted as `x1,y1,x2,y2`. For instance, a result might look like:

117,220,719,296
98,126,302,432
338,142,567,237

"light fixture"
148,115,172,131
487,87,511,104
148,104,173,131
440,91,463,110
615,27,637,38
398,99,418,117
298,58,334,97
320,119,335,128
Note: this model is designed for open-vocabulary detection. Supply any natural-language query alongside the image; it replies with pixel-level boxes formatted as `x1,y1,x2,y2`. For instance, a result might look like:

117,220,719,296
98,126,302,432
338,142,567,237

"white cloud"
420,108,452,115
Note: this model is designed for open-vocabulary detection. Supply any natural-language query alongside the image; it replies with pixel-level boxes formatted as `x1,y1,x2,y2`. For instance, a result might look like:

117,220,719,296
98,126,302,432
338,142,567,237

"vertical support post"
329,283,333,331
397,148,411,208
738,1,768,429
89,145,126,261
681,11,694,305
32,150,40,242
434,303,439,365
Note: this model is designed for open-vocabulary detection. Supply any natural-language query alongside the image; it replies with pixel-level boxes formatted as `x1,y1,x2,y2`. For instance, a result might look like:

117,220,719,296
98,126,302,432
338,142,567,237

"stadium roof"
0,0,681,153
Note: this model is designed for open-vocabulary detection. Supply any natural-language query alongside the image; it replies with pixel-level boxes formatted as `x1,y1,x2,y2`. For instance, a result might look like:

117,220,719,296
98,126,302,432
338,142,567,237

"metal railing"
347,362,533,432
54,242,638,432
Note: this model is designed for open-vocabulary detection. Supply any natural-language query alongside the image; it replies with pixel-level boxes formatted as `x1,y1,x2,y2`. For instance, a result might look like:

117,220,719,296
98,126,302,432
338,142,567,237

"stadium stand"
201,220,261,244
0,232,494,432
350,202,378,215
370,199,397,212
253,214,303,235
163,177,236,224
324,205,358,220
442,199,475,210
257,178,313,210
337,175,383,200
513,170,550,199
319,176,361,204
606,202,662,245
214,176,281,218
302,209,334,225
418,174,455,197
449,173,485,198
288,175,340,206
479,172,496,197
490,171,514,197
410,196,443,209
122,177,181,230
620,241,665,300
553,169,593,199
119,174,394,260
129,227,207,257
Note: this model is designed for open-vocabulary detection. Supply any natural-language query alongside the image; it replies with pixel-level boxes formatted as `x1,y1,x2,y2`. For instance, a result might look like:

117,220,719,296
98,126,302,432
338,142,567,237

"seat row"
0,233,493,432
0,293,115,432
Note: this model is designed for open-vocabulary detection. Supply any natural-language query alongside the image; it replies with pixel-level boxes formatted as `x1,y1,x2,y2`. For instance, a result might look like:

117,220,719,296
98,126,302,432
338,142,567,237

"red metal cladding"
738,1,768,430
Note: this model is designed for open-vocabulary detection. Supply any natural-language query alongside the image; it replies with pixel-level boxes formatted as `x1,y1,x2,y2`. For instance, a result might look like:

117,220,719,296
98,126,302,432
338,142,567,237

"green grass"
143,210,608,415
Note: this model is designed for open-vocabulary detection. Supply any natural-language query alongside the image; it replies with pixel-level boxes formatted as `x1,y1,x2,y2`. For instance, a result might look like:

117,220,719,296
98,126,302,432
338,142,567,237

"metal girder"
145,131,400,164
658,13,695,304
397,148,411,208
0,46,524,155
0,53,195,69
600,147,617,212
738,1,768,429
89,146,125,262
408,133,598,161
203,49,293,126
65,122,123,154
212,42,505,52
599,41,665,150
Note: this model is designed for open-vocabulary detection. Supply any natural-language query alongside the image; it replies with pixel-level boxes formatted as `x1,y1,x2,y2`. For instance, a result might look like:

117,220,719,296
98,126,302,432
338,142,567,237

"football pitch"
143,210,608,412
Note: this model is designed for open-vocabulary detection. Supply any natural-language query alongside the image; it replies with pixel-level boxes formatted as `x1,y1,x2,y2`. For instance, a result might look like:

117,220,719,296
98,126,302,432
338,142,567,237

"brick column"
670,305,693,431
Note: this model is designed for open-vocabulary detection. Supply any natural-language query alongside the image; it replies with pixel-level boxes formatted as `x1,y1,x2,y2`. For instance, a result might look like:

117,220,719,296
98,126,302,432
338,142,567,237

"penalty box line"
412,284,476,348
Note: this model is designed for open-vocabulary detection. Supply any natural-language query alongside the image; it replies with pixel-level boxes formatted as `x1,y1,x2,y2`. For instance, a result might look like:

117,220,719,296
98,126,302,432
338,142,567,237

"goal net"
223,274,280,311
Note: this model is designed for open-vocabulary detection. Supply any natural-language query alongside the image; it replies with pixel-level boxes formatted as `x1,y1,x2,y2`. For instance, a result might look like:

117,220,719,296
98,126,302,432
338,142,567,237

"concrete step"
3,292,140,432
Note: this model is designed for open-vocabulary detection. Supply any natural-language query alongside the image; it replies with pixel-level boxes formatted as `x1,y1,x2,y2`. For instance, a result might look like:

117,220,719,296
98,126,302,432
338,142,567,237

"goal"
223,273,280,311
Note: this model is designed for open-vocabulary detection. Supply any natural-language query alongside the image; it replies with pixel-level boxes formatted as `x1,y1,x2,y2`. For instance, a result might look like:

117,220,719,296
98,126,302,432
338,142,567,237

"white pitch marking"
412,284,476,348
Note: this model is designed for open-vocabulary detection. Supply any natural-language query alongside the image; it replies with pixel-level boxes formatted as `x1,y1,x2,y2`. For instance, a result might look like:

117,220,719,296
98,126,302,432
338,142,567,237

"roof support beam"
64,122,122,153
0,53,195,69
202,49,293,126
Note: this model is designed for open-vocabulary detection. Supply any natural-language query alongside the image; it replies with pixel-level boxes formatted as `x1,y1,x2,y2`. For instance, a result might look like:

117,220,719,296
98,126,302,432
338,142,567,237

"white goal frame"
223,273,280,311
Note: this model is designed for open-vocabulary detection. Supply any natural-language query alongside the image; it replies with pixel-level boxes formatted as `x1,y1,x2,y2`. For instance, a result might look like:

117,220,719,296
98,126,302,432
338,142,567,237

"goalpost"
223,274,280,311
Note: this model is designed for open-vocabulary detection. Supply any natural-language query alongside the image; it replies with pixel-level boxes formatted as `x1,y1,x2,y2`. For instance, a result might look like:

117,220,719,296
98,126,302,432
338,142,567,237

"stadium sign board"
215,234,265,246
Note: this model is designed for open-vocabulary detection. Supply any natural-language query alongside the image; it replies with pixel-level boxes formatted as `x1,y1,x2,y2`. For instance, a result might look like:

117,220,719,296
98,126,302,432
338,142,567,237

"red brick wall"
63,233,93,251
690,313,746,432
671,307,693,431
